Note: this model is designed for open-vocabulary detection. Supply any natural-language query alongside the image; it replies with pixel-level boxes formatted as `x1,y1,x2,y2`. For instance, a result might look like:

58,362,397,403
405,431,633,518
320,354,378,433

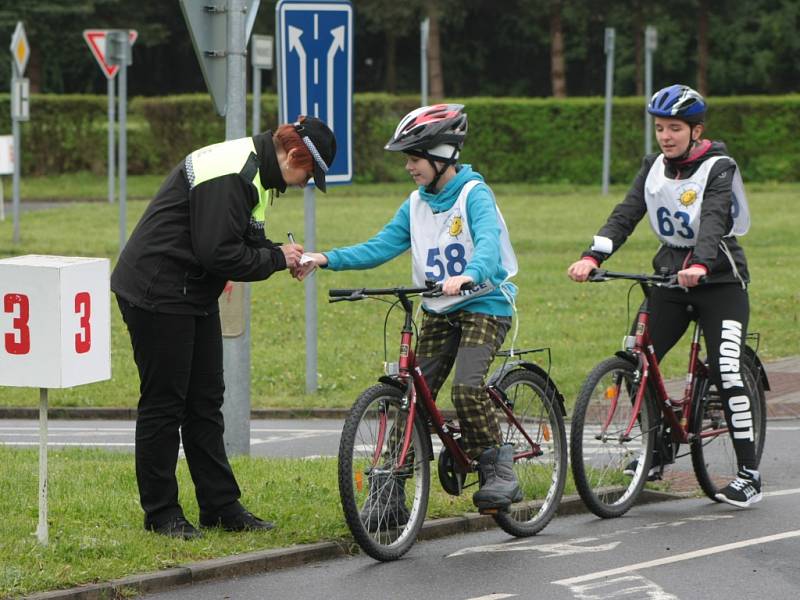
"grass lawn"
1,177,796,410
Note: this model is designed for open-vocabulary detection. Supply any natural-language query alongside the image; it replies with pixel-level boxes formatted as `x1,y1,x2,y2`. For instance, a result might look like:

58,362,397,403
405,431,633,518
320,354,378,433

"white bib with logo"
410,180,517,313
644,155,750,247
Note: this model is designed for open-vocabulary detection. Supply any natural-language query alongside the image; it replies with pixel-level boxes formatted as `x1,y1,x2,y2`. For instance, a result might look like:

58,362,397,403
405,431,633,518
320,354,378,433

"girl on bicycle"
567,84,760,508
300,104,521,515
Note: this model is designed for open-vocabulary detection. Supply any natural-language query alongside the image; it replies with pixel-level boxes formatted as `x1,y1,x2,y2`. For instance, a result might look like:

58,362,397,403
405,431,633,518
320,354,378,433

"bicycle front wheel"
690,358,767,501
571,356,657,518
338,384,431,561
492,368,567,537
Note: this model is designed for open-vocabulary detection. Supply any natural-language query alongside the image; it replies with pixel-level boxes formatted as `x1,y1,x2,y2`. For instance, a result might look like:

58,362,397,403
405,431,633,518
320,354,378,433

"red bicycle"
331,282,567,561
570,270,769,518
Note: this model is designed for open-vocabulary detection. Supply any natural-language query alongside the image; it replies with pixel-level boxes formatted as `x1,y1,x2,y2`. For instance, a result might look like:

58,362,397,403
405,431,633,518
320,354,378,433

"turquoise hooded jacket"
324,165,516,316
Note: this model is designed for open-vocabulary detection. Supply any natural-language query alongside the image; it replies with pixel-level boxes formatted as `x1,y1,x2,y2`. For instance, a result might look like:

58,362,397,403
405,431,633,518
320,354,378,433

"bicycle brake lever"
588,269,609,282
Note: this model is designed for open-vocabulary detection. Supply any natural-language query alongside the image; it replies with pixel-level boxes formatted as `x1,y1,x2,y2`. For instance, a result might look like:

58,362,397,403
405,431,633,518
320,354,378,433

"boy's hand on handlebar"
677,266,707,288
442,275,474,296
567,258,598,282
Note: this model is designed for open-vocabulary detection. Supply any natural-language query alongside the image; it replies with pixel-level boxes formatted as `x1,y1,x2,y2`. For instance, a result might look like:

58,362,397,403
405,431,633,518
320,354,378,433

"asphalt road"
117,418,800,600
0,418,348,458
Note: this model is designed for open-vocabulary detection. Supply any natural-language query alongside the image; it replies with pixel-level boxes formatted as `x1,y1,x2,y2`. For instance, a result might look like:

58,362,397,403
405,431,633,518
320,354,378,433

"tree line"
1,0,798,99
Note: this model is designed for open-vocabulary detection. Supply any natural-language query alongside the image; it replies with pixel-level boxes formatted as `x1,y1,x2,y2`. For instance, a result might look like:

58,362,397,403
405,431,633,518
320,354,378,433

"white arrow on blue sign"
277,0,353,185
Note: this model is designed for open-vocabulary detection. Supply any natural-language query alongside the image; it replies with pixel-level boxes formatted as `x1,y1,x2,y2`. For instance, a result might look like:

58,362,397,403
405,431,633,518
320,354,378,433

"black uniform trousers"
647,283,757,470
117,297,242,527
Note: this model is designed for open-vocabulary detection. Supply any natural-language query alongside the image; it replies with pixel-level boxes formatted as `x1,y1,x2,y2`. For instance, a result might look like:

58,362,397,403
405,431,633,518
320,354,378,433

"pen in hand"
287,232,296,245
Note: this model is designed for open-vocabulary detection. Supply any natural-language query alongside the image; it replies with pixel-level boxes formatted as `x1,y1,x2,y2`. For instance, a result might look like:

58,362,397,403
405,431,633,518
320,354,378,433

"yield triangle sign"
83,29,138,79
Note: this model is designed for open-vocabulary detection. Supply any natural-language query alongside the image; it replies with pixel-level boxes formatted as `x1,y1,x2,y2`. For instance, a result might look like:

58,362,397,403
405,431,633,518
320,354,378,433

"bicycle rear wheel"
571,356,657,518
338,384,431,561
492,368,567,536
690,358,767,501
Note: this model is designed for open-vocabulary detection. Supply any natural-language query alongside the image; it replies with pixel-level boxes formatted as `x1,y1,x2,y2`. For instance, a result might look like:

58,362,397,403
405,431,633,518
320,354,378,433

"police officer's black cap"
293,116,336,192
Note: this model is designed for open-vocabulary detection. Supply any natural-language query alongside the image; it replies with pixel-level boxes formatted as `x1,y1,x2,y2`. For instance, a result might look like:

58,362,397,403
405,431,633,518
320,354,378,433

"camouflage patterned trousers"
416,310,511,458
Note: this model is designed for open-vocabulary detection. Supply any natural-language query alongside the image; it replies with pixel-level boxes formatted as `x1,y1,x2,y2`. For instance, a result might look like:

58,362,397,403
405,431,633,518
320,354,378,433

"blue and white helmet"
647,84,706,124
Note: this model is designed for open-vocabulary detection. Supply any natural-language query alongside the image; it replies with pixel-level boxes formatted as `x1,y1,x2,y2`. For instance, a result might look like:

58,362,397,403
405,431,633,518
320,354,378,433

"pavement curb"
21,490,684,600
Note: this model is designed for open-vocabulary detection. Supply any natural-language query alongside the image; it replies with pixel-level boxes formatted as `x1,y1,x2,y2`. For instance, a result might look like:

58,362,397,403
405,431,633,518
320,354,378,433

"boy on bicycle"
567,84,761,508
300,104,521,517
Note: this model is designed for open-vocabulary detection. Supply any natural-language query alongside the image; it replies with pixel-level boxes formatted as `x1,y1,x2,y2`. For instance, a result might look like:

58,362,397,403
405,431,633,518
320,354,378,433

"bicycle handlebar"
588,269,676,285
328,280,482,302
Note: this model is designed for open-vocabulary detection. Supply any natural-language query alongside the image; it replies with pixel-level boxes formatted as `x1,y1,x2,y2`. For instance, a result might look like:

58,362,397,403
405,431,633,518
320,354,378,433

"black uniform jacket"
582,141,749,285
111,132,288,315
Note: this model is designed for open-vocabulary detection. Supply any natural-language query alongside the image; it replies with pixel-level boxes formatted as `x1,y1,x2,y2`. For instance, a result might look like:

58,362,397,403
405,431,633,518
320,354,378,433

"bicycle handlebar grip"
328,289,358,298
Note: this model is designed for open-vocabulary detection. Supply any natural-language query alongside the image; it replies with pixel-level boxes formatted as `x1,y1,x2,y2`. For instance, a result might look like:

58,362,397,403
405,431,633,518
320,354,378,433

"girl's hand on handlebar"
677,266,707,288
567,258,598,282
442,275,474,296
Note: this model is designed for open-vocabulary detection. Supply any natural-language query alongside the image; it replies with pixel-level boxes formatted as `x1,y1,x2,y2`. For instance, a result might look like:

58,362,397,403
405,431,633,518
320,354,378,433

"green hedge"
1,93,798,183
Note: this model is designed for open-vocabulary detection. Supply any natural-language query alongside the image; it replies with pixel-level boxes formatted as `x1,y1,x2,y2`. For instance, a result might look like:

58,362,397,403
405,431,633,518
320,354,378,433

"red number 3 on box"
3,292,92,355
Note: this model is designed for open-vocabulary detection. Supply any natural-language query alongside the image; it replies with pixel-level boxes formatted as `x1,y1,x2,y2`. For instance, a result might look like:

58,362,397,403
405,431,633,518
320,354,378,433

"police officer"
112,117,336,538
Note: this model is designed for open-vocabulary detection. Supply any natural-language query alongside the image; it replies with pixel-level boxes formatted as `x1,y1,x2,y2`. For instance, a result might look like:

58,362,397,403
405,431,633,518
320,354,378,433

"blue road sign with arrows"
277,0,353,185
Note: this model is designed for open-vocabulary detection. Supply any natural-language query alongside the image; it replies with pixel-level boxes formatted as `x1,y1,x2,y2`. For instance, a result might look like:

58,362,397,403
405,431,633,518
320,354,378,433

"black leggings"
646,283,757,470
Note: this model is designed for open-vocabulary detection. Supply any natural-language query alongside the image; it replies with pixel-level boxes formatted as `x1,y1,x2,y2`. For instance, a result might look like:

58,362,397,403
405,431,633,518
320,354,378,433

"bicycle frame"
617,285,727,446
371,294,542,474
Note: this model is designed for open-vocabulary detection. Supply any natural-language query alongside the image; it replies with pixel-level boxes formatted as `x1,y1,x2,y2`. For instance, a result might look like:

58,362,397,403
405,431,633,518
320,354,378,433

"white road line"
565,575,678,600
465,595,517,600
764,487,800,497
3,442,135,447
552,529,800,587
0,426,134,432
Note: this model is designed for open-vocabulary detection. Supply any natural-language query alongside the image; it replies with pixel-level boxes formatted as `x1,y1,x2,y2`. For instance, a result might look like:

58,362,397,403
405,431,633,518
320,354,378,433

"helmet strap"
422,146,459,193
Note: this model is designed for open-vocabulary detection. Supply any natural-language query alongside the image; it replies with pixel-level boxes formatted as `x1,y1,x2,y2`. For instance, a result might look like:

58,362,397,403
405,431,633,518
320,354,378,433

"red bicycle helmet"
384,104,468,163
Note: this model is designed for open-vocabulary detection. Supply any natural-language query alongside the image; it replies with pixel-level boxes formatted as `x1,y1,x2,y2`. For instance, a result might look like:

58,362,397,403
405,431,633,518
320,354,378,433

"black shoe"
715,469,763,508
360,471,410,532
623,458,663,481
200,510,275,532
146,515,203,540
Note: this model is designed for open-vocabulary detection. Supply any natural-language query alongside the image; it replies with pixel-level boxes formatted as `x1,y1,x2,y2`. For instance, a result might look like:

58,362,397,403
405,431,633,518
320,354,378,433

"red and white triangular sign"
83,29,138,79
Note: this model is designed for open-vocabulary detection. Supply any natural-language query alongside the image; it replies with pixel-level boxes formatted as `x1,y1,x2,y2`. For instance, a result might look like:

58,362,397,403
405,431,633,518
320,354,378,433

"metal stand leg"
37,387,48,545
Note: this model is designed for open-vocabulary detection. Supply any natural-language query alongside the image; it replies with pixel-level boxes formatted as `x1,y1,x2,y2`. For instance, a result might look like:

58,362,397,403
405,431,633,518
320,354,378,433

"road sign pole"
117,44,128,250
250,34,273,136
420,18,429,106
11,70,21,244
9,21,29,244
222,0,251,457
304,186,317,393
277,0,353,395
644,26,657,155
108,77,115,204
601,27,615,196
252,65,262,135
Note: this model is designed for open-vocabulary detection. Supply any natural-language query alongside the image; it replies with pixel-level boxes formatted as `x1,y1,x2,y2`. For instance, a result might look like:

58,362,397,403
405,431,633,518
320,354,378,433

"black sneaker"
360,471,410,532
200,510,275,532
716,469,762,508
623,457,662,481
146,515,203,540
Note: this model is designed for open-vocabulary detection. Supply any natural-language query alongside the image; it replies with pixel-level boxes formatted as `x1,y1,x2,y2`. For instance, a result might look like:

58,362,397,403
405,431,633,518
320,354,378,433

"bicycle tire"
338,384,431,561
571,356,657,518
492,368,567,536
690,357,767,501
